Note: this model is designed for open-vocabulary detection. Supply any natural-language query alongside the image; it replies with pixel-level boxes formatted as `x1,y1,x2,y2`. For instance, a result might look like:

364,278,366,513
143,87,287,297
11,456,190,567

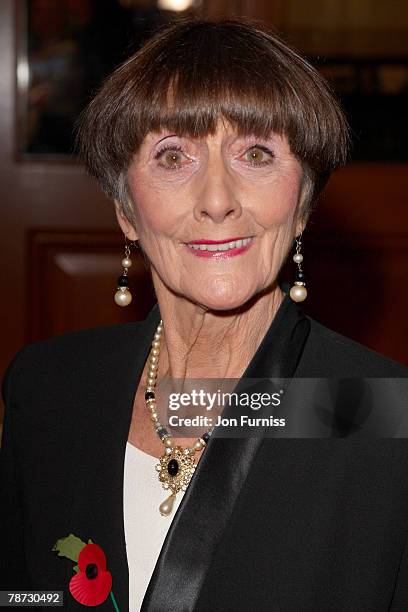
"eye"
243,145,274,166
154,145,188,170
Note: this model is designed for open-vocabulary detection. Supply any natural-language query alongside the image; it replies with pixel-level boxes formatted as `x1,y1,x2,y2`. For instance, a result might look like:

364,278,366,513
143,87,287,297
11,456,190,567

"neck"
150,281,285,381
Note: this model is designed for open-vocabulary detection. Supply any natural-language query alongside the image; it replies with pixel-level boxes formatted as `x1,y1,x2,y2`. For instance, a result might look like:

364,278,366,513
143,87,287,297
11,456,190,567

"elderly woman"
1,17,408,612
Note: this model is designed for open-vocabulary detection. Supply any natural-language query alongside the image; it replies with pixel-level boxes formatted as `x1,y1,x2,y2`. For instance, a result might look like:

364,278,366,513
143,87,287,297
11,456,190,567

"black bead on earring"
289,234,307,302
114,239,137,307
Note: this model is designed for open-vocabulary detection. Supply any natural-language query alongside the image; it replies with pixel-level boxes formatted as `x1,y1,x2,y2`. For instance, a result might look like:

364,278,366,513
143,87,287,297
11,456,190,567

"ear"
295,216,307,238
114,199,138,241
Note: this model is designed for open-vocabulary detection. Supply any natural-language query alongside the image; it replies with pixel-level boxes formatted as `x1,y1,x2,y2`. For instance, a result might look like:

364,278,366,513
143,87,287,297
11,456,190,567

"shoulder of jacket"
301,316,408,377
1,321,144,402
10,321,142,364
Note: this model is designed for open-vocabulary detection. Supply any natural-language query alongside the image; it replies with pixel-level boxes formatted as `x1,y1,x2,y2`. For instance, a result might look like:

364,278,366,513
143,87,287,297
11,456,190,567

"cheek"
254,172,302,228
127,178,174,236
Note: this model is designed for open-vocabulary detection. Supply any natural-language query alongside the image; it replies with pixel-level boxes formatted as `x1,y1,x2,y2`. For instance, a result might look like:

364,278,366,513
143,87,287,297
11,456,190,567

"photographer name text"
168,415,286,427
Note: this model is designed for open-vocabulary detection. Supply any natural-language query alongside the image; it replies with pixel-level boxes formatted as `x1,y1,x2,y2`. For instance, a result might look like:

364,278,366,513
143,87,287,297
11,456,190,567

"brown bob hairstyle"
77,17,350,222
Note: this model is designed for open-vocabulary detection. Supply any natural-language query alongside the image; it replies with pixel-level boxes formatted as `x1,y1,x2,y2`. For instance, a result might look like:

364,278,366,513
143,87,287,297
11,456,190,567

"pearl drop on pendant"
293,253,303,263
290,284,307,302
114,289,132,306
159,493,176,516
122,257,132,268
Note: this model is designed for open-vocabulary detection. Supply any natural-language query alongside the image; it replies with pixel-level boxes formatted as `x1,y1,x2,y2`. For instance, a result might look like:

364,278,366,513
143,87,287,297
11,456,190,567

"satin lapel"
141,294,311,612
63,305,161,611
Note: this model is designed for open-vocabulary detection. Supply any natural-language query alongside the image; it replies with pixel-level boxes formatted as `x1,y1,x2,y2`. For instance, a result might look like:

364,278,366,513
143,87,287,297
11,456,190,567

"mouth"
183,236,254,258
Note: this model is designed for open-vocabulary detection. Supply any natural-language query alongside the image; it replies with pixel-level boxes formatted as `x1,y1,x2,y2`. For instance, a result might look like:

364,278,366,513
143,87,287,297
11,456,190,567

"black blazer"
1,294,408,611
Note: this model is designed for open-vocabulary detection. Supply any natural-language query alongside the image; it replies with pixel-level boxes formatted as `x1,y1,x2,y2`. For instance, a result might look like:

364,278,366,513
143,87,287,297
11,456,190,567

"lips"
184,236,254,258
186,237,253,252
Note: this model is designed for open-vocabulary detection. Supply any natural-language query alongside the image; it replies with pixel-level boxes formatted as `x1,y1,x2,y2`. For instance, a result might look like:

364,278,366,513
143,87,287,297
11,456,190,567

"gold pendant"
155,445,196,516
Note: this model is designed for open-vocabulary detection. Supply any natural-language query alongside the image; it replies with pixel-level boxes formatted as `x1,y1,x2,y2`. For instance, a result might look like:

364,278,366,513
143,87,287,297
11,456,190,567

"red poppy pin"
52,534,119,610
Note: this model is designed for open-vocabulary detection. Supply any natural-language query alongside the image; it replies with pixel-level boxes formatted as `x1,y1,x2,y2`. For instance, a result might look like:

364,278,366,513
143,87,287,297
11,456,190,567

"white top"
123,441,187,611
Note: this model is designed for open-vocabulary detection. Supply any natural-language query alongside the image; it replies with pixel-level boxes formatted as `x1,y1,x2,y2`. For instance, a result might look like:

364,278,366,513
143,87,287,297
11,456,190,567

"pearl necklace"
145,320,213,516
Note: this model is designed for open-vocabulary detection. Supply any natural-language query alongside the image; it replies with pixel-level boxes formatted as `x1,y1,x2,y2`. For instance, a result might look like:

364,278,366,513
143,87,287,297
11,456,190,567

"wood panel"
285,232,408,365
281,163,408,366
28,230,155,341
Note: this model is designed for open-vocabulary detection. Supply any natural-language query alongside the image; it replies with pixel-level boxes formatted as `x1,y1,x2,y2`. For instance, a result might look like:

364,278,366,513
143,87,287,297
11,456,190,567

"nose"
193,159,243,224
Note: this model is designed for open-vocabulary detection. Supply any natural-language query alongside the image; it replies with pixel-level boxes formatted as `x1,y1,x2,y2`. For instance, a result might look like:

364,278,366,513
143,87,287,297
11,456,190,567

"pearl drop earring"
114,240,136,307
289,234,307,302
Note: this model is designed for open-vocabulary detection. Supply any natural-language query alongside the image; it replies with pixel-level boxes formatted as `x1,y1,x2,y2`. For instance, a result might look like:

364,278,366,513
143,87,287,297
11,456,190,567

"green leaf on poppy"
52,533,87,562
88,538,94,544
73,564,79,573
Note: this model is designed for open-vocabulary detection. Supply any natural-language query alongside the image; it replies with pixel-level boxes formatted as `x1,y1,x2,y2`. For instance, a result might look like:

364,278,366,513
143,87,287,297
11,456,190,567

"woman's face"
117,118,306,311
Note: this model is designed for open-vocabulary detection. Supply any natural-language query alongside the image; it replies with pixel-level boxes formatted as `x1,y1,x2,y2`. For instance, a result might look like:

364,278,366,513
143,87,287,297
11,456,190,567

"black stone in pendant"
295,271,306,282
167,458,179,476
202,432,210,443
118,274,129,287
145,391,155,401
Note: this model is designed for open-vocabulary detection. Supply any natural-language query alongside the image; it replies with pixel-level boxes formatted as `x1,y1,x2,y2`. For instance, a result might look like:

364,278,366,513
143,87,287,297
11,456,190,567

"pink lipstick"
184,236,254,258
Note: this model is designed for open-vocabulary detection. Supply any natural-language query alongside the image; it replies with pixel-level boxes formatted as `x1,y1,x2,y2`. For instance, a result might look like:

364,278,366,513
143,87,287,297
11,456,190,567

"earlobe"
114,199,139,241
295,202,311,237
295,219,307,238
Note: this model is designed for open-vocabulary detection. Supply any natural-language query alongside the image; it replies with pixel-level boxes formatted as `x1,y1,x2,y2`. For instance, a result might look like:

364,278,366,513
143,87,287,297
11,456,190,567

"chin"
192,286,255,313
